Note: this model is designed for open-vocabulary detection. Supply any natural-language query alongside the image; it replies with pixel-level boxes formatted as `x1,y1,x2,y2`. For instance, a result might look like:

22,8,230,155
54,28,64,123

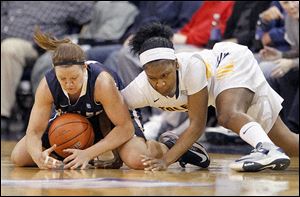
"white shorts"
209,42,283,133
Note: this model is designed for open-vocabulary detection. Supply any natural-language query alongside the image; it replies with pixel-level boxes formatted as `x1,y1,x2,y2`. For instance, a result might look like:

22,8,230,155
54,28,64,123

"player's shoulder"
95,71,116,90
35,77,53,102
176,52,206,73
176,52,195,62
122,71,151,99
176,51,205,65
131,71,149,88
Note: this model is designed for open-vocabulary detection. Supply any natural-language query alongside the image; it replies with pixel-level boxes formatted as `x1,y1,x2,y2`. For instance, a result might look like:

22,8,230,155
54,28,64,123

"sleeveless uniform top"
45,61,122,118
121,42,267,111
122,42,284,133
121,51,212,112
45,60,144,139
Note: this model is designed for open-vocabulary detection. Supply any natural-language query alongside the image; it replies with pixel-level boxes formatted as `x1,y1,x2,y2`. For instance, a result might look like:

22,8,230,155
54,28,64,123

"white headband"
139,47,176,65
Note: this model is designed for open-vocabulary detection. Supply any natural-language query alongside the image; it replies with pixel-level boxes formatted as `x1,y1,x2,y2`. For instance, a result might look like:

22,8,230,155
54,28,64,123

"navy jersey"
43,61,145,148
45,61,123,118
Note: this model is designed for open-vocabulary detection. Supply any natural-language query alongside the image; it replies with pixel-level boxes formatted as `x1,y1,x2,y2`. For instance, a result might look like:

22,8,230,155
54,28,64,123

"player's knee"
119,147,147,170
123,141,163,170
122,154,144,170
118,137,155,170
146,140,164,158
217,111,240,128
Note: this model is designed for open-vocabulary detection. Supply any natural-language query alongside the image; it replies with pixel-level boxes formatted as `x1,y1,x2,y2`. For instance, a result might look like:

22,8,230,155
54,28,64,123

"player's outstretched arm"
25,78,63,169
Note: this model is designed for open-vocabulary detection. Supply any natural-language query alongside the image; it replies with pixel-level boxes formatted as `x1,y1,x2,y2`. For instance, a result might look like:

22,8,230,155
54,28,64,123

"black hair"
129,22,174,55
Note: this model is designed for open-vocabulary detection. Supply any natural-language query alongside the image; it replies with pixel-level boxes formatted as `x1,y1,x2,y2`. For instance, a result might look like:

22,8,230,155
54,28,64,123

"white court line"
1,177,212,189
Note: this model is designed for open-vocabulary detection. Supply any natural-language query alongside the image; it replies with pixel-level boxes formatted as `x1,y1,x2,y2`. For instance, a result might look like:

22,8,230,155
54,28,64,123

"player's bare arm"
25,78,62,169
80,71,134,160
164,87,208,166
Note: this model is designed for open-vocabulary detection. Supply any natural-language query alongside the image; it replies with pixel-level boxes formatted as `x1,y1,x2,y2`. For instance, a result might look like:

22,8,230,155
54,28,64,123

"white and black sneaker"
229,142,290,172
159,131,210,168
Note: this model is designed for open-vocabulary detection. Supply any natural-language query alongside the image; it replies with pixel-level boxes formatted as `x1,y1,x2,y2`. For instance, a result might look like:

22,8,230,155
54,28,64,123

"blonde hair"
33,26,86,67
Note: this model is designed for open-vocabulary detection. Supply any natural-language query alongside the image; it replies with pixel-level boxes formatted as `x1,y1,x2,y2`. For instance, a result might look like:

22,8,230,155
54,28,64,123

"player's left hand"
63,149,92,170
141,155,168,171
271,58,294,78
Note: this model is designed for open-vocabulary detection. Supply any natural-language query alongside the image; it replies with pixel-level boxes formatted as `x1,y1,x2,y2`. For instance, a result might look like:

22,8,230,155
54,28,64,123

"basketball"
48,113,95,158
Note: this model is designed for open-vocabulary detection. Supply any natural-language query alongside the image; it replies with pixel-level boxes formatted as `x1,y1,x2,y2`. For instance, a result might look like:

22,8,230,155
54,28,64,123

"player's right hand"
141,155,168,171
35,144,64,170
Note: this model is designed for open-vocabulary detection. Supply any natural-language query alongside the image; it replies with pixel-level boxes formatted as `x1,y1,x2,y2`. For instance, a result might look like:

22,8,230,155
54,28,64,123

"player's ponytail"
33,26,86,67
129,22,174,55
33,26,71,51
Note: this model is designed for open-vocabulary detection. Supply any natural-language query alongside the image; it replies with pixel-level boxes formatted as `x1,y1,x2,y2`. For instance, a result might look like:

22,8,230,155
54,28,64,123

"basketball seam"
51,124,88,146
49,120,88,136
83,125,94,149
54,129,93,157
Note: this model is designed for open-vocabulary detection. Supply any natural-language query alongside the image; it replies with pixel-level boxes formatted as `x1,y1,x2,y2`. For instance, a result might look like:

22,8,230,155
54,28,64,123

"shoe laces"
250,145,269,155
238,146,267,161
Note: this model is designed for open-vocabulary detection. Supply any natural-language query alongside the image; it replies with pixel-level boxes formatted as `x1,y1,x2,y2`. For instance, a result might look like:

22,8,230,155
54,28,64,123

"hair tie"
53,60,85,66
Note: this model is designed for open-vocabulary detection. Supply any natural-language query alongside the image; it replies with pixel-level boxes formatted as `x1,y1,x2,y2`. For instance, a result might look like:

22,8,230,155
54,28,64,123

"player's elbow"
11,153,25,167
11,147,31,167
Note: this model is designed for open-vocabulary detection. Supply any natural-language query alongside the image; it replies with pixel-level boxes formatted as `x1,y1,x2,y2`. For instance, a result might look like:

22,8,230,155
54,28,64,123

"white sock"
239,122,274,148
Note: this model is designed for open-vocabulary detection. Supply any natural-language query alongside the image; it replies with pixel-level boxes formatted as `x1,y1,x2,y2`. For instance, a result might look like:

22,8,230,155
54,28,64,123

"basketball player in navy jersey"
121,23,298,172
10,27,209,170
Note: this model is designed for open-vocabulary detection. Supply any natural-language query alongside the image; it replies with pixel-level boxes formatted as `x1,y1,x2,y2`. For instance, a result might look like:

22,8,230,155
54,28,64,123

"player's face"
144,60,177,97
280,1,299,19
55,64,86,95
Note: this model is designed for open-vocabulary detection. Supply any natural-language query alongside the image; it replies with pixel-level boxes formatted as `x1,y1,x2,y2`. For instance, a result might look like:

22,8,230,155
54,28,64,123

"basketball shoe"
158,131,210,168
91,150,123,169
229,142,290,172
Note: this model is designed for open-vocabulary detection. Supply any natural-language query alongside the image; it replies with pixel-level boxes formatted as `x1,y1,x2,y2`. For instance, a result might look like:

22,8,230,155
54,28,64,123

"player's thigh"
216,88,254,114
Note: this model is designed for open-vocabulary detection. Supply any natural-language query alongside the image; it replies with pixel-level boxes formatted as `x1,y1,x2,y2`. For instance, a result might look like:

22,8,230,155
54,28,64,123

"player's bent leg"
215,88,290,172
118,136,168,170
144,139,167,159
215,88,255,134
268,116,299,156
11,136,36,167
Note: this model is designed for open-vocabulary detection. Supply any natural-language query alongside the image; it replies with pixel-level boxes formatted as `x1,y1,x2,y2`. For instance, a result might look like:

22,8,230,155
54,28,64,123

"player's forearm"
25,131,43,161
163,125,203,166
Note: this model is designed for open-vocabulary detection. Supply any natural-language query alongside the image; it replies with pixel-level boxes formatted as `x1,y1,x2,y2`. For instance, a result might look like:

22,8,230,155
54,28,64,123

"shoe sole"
230,158,290,172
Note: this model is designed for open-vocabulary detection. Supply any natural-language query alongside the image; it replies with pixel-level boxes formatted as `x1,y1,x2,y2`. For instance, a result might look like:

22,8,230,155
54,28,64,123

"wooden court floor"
1,140,299,196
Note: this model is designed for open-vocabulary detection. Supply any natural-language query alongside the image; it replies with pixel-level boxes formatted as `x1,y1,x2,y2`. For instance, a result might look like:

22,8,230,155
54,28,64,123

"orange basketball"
48,113,95,158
